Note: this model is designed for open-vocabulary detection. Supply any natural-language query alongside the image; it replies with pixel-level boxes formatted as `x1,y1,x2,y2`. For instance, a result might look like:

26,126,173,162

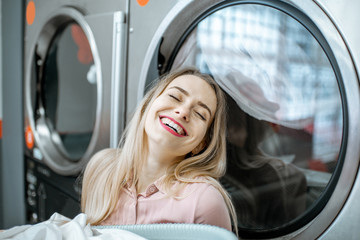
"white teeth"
161,118,185,136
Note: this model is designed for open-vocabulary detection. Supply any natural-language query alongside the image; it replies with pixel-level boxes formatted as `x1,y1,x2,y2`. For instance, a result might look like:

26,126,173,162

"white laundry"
0,213,146,240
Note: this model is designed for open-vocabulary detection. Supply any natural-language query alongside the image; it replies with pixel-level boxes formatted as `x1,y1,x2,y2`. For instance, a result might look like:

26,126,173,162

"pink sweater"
100,177,232,231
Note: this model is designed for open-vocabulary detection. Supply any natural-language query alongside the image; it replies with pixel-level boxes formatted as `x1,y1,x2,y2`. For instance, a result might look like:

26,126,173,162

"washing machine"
128,0,360,238
23,0,128,223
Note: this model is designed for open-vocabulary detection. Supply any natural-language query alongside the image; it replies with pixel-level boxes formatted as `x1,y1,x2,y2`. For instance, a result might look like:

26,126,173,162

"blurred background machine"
23,0,127,223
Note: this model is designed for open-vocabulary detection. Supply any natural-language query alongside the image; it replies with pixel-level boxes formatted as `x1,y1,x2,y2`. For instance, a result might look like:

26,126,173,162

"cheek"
144,114,152,135
150,97,172,112
146,100,164,120
195,124,209,143
144,103,160,131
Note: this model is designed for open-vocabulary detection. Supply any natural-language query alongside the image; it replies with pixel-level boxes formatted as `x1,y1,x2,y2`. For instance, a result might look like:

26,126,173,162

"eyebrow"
170,86,213,117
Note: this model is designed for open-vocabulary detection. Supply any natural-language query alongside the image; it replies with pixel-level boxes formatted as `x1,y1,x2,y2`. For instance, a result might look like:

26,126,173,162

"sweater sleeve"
194,184,232,231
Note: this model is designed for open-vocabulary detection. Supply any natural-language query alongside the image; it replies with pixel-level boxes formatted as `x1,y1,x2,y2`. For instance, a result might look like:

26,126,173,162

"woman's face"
145,74,217,158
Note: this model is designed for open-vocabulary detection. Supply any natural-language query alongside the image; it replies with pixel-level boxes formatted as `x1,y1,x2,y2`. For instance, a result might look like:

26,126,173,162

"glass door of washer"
141,1,355,238
39,22,97,160
28,11,99,176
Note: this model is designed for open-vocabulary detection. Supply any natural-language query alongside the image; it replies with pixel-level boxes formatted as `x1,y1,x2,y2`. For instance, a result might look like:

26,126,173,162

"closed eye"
196,112,206,121
168,94,180,101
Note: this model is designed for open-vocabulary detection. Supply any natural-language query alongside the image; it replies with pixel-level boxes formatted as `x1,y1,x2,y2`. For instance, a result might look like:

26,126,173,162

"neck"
135,142,183,193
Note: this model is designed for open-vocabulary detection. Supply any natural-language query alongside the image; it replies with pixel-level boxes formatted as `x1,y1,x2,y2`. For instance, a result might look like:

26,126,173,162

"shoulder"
182,178,225,202
190,182,232,231
196,184,228,211
195,183,225,203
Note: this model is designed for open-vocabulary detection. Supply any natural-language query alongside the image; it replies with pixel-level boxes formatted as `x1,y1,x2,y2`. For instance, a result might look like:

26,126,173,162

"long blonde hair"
81,68,238,234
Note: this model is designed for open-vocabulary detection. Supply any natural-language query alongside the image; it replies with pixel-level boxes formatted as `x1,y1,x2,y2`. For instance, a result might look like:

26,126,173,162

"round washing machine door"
139,0,359,239
25,8,104,176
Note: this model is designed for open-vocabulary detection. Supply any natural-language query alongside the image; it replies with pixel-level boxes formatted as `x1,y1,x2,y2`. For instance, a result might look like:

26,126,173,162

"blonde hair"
81,68,238,235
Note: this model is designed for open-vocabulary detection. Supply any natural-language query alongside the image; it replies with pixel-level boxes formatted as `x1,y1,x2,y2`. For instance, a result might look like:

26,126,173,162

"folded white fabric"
0,213,146,240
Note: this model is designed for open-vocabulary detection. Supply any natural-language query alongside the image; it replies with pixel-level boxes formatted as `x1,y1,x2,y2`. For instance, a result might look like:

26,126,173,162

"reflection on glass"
41,23,97,160
172,4,343,230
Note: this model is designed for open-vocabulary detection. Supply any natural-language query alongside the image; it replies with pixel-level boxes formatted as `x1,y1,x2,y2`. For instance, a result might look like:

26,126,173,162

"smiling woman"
144,74,217,164
81,68,238,236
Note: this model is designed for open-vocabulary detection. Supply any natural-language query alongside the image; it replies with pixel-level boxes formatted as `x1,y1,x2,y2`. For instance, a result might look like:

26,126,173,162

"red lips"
159,115,188,137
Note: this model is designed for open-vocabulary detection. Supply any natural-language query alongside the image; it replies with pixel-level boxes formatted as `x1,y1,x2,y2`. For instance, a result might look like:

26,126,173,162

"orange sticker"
137,0,149,7
26,1,36,25
71,24,93,64
25,125,34,149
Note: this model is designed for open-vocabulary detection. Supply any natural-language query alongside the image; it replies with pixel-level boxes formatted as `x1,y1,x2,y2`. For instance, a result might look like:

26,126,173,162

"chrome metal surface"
110,11,127,148
313,0,360,238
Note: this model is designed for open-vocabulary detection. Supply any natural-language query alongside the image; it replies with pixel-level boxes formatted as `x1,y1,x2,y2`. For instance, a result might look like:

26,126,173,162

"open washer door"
138,0,359,238
24,7,126,176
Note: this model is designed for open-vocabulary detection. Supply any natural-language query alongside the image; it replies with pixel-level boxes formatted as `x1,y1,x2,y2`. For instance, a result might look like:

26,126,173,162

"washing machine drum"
26,9,104,176
36,23,96,160
140,1,355,238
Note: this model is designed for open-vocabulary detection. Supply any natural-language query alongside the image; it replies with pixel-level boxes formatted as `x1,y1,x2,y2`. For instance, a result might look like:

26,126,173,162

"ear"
191,140,206,155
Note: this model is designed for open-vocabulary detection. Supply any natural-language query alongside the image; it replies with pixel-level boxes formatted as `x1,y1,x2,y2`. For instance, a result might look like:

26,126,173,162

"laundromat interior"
1,0,360,239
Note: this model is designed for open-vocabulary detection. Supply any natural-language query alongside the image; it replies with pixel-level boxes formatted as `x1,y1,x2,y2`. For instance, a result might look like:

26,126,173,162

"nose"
175,105,190,122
